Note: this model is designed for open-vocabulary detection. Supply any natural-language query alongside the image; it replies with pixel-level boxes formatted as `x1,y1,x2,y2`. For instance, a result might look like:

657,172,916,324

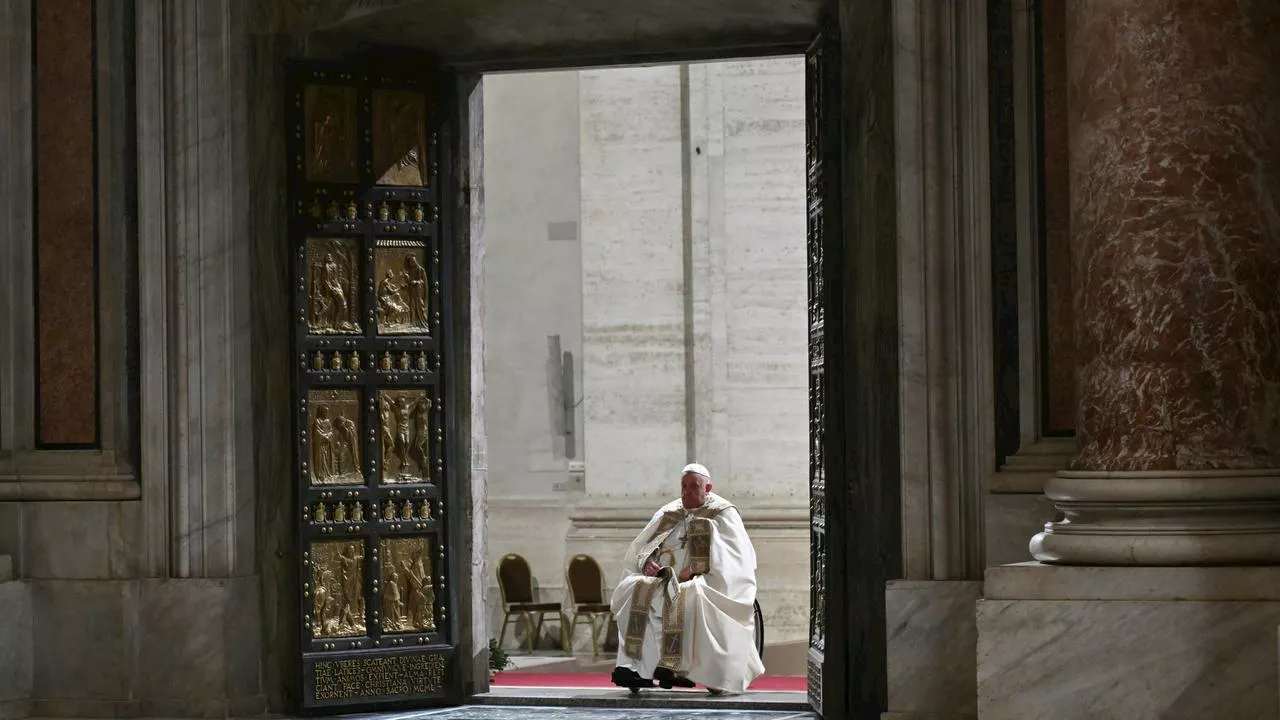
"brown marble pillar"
1031,0,1280,564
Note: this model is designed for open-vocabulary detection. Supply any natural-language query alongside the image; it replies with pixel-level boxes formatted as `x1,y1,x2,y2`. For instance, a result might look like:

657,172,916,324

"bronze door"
806,20,841,719
287,59,460,711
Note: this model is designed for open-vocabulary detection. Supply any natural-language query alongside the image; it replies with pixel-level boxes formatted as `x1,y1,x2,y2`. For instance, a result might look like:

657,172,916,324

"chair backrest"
497,553,535,605
566,554,605,605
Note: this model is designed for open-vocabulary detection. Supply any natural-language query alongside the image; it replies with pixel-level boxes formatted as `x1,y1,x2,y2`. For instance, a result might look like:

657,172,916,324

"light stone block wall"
578,64,689,500
483,58,811,654
703,59,809,504
481,71,585,502
481,71,588,648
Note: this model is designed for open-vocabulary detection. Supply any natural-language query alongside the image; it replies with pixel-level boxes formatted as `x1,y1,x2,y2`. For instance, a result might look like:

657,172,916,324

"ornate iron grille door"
806,22,841,718
286,59,460,711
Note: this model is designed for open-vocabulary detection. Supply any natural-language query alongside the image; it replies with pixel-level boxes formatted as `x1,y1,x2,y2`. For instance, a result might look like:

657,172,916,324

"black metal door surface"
806,20,841,719
286,58,461,712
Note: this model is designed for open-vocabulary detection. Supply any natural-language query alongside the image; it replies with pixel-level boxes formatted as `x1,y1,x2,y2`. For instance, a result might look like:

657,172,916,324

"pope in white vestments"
609,463,765,695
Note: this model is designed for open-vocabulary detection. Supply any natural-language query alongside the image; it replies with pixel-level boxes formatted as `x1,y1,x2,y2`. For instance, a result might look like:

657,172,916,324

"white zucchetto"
681,463,711,480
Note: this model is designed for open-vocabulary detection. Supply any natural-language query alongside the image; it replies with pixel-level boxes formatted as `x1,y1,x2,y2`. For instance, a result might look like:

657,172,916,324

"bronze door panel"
288,59,458,712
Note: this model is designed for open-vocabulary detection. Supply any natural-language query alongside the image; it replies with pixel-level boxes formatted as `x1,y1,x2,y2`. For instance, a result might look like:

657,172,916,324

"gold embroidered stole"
685,516,714,575
624,496,733,666
633,512,682,571
623,576,661,658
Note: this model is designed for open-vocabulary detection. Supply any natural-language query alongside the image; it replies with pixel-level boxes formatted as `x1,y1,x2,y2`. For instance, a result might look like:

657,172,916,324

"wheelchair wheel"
753,599,764,657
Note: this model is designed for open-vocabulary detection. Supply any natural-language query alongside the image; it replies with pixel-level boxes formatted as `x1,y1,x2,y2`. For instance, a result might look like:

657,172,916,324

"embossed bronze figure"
336,415,360,476
401,549,436,632
379,395,397,475
413,399,432,470
404,255,429,328
372,90,427,186
304,85,357,183
375,249,429,334
377,269,411,329
307,242,361,334
309,390,364,486
383,562,405,625
313,568,335,634
394,396,415,471
379,390,431,482
309,539,367,639
311,406,337,481
338,544,365,628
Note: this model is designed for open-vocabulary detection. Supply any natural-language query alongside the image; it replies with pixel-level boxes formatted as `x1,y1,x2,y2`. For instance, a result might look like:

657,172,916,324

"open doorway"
283,20,856,717
478,57,812,699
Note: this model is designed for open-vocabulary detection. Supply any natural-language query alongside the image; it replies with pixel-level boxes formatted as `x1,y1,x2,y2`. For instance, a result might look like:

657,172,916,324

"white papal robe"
610,493,765,693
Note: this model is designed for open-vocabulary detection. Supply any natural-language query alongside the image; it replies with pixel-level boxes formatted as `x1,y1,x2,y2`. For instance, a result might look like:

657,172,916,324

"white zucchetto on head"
681,463,711,480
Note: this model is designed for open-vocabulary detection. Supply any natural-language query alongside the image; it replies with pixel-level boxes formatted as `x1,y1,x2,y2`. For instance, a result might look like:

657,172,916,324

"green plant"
488,638,513,673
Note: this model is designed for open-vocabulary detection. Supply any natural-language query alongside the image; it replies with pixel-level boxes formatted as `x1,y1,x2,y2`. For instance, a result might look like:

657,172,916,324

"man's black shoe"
653,666,696,689
611,667,654,690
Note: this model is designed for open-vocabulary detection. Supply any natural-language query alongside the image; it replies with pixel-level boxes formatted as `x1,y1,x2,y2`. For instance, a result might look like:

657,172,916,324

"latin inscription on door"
311,653,448,702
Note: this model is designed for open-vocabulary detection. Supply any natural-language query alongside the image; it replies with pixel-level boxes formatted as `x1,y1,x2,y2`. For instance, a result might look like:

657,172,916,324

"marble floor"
473,687,807,712
354,707,817,719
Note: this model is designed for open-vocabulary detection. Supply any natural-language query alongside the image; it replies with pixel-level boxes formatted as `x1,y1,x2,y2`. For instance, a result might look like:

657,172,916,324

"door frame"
254,6,957,715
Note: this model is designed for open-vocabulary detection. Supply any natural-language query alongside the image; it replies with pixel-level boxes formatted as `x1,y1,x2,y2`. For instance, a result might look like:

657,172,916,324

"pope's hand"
678,568,694,582
643,561,661,577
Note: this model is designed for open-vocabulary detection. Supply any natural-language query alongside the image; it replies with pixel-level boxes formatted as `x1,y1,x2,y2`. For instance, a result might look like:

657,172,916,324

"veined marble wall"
0,1,264,716
482,58,811,652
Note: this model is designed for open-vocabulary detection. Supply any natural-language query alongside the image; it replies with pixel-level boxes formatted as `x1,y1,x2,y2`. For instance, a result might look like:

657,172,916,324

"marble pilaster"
136,0,256,578
894,0,993,581
1031,0,1280,565
0,0,33,458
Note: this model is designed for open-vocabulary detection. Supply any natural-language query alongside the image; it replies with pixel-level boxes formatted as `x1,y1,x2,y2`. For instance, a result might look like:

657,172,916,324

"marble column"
1031,0,1280,565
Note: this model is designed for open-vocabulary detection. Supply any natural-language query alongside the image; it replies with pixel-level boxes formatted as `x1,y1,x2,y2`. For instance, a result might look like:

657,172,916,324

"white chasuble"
609,493,765,693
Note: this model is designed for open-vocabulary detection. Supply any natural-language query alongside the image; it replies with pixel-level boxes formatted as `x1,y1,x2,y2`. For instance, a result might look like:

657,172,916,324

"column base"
1030,469,1280,565
978,563,1280,720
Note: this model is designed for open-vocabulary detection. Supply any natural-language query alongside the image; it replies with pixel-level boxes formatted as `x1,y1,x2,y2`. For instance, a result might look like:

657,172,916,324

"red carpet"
491,673,805,692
